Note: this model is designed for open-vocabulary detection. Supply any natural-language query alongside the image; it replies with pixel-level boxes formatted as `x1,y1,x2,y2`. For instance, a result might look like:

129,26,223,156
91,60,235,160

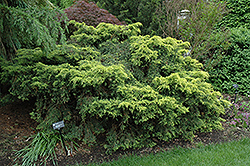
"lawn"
84,138,250,166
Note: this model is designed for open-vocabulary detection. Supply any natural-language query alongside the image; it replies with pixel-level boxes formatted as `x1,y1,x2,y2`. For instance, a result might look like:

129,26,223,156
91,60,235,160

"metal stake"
52,121,67,156
59,129,67,156
234,90,237,104
233,84,239,104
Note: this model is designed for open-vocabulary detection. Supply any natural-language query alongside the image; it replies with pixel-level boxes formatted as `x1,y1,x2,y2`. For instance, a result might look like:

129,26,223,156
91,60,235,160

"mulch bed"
0,97,250,166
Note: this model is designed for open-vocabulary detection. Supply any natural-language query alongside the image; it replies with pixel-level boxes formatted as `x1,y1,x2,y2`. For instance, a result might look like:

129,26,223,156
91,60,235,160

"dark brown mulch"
0,100,37,166
55,122,250,166
0,97,250,166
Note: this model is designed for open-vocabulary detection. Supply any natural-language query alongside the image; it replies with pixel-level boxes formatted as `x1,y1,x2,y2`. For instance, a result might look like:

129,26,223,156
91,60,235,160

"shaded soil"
0,100,37,166
0,96,250,166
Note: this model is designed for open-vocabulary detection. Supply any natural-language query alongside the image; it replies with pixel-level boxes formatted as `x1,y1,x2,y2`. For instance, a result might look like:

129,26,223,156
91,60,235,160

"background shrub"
94,0,161,35
218,0,250,28
64,0,124,27
209,27,250,95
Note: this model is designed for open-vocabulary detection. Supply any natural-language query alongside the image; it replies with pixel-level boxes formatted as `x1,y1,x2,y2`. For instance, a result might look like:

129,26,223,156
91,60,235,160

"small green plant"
15,130,79,166
15,131,60,166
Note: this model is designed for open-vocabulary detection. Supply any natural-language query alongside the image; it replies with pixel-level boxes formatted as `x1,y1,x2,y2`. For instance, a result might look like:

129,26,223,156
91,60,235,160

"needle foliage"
0,0,67,60
1,22,229,155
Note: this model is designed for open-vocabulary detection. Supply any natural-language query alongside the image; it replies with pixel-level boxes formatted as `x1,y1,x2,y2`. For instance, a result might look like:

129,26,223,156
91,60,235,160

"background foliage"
155,0,230,71
208,0,250,95
209,27,250,95
50,0,74,9
94,0,161,35
91,0,232,72
218,0,250,28
1,22,229,155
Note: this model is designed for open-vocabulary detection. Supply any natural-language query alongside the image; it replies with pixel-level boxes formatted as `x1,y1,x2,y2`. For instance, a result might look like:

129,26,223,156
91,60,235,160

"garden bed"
0,95,249,166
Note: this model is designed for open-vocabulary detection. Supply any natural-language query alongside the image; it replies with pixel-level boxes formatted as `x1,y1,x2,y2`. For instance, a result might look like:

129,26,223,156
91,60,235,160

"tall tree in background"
0,0,67,60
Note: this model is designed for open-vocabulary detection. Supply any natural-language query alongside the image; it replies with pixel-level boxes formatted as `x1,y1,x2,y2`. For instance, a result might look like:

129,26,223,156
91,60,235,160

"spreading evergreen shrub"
209,27,250,95
1,22,229,153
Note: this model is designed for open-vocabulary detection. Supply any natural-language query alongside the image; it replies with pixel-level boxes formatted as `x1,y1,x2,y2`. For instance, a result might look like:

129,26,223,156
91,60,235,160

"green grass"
79,138,250,166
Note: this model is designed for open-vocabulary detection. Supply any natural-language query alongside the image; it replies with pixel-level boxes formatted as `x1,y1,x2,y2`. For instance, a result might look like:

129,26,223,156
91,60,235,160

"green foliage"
2,22,229,154
209,27,250,95
155,0,230,71
0,0,67,60
94,0,161,35
70,21,142,47
218,0,250,28
50,0,75,9
15,132,59,166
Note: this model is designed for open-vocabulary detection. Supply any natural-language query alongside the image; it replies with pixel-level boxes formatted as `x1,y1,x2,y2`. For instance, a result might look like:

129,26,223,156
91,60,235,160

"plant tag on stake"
52,121,65,130
52,121,68,156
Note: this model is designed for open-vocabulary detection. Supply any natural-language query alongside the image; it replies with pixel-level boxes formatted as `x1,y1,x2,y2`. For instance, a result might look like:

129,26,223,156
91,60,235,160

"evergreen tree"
0,0,67,60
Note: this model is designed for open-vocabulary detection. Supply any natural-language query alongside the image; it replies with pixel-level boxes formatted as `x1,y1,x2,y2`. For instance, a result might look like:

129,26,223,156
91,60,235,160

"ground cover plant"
229,93,250,130
0,22,230,165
